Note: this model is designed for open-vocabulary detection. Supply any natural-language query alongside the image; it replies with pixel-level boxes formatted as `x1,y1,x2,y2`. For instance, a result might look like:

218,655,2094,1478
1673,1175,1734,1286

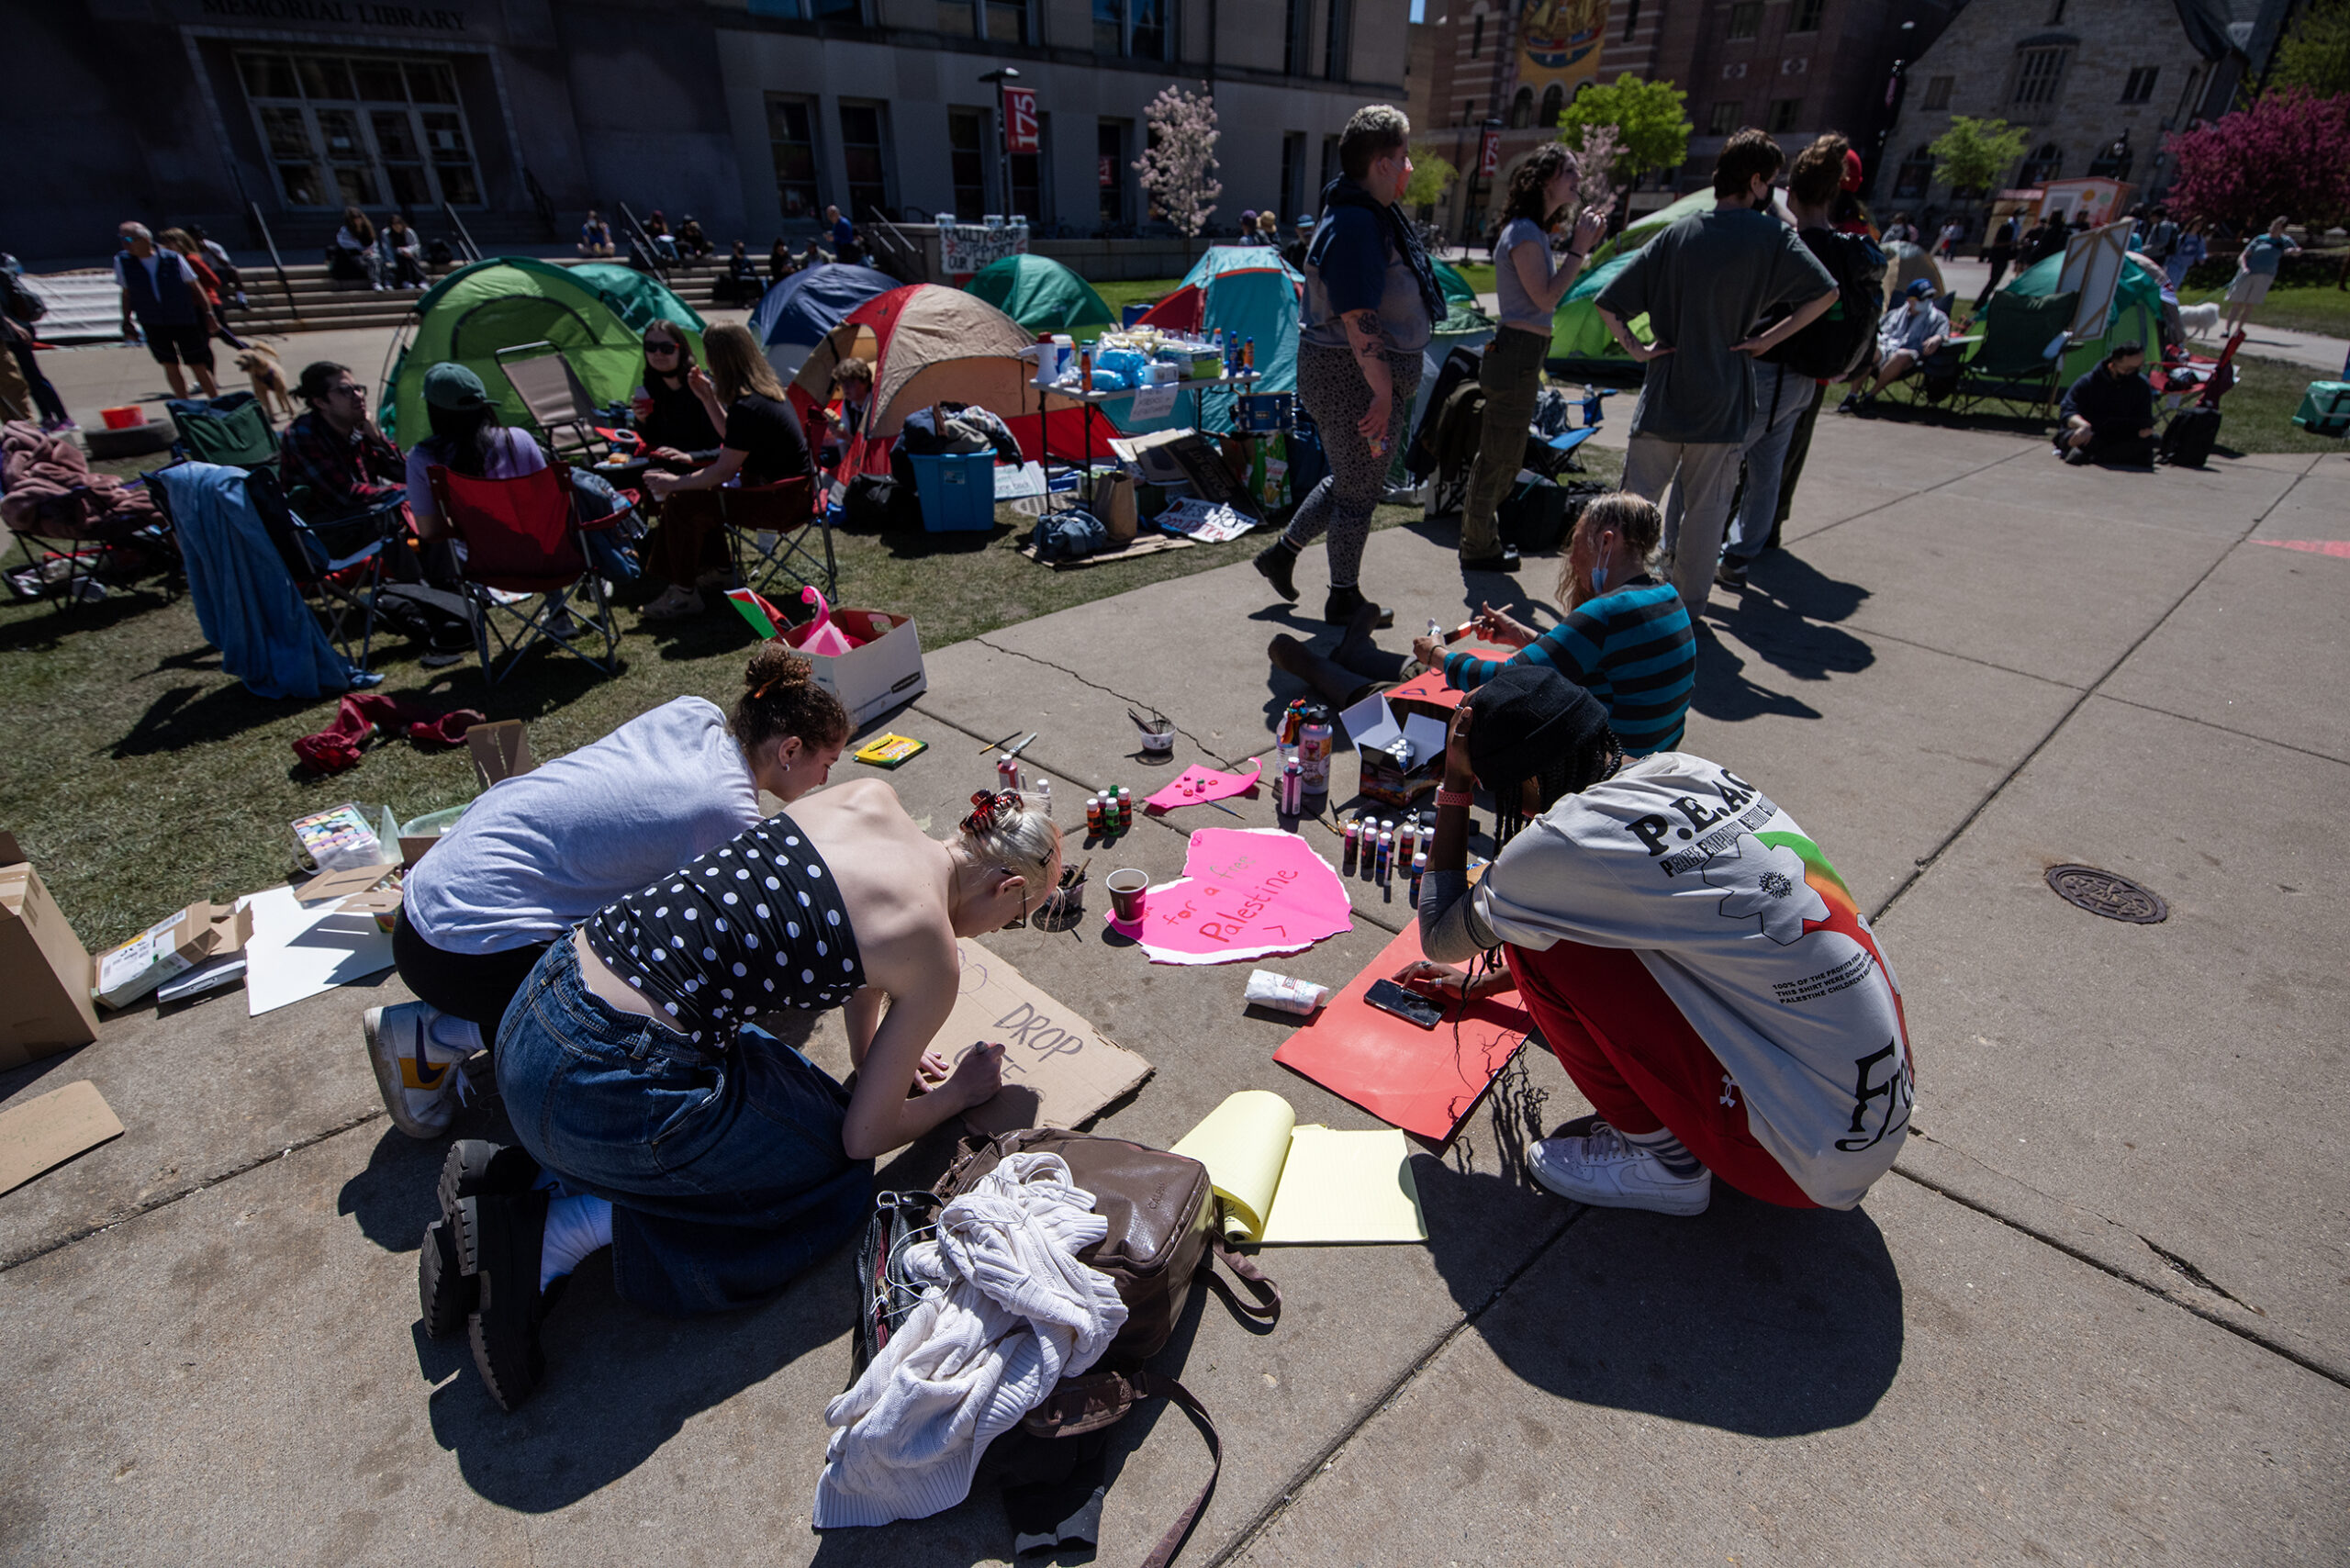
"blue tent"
1121,246,1304,434
749,264,899,376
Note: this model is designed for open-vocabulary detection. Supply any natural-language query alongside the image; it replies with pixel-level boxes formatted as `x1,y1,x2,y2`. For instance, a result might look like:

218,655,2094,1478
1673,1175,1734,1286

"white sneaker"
1528,1123,1713,1215
364,1002,474,1139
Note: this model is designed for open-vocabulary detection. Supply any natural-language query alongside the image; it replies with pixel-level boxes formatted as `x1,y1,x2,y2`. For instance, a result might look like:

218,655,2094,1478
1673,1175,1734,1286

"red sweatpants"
1504,939,1817,1209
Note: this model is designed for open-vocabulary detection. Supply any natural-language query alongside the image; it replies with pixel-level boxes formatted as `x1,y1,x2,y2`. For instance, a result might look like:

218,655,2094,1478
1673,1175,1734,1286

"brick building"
1406,0,1955,246
1875,0,2294,226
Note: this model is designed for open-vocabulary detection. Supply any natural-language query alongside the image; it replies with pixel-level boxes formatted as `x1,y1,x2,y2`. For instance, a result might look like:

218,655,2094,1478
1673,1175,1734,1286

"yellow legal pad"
1170,1089,1427,1246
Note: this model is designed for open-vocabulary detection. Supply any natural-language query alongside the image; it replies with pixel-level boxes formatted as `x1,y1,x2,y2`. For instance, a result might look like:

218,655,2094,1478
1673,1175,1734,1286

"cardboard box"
94,900,254,1011
0,861,99,1069
1093,471,1138,543
465,721,536,791
290,802,384,874
782,608,926,729
1109,429,1262,520
1338,691,1449,809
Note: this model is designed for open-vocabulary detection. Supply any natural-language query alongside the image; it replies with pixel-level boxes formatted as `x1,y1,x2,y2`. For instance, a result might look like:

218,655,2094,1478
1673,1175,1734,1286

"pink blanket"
2,420,161,540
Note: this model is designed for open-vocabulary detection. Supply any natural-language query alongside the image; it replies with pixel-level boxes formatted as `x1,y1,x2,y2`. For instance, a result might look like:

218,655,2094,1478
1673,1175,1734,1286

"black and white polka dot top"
581,812,865,1052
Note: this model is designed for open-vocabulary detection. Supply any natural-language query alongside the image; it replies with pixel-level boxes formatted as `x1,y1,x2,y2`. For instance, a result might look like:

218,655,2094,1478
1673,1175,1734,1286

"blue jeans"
495,935,872,1316
1724,364,1818,566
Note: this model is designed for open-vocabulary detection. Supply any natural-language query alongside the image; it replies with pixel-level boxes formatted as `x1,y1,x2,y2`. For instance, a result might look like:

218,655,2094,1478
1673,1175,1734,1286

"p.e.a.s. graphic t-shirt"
1473,752,1913,1208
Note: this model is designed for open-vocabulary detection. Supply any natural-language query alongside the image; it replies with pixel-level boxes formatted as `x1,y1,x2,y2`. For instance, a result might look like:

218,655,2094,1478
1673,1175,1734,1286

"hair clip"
961,789,1021,836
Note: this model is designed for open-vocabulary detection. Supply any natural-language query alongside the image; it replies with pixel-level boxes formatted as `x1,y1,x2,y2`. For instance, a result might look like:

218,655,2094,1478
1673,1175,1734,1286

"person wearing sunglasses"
278,360,405,520
634,324,722,472
431,783,1058,1411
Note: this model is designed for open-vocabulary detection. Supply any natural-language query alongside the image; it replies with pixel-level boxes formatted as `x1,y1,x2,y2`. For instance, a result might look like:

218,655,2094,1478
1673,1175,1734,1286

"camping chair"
494,343,602,463
167,392,280,469
670,477,834,600
245,466,402,668
1944,289,2082,417
426,463,622,683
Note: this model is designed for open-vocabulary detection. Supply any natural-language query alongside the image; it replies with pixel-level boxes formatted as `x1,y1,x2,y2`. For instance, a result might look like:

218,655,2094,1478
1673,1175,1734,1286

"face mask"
1591,564,1608,594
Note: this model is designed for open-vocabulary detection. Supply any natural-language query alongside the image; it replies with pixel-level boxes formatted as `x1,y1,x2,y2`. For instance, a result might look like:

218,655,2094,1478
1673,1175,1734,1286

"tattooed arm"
1340,307,1395,450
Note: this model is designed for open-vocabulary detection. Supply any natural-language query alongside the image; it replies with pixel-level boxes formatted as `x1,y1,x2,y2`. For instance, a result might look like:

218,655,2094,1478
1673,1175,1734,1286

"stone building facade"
1874,0,2288,221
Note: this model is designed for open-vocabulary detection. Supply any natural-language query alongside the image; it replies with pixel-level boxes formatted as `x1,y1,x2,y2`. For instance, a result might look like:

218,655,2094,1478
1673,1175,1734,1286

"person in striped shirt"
1410,494,1696,756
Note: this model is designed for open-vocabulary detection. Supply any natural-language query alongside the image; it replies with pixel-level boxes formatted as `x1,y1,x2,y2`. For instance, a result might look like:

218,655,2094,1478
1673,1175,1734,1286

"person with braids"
367,644,851,1141
440,785,1059,1409
1399,665,1914,1217
1459,143,1607,577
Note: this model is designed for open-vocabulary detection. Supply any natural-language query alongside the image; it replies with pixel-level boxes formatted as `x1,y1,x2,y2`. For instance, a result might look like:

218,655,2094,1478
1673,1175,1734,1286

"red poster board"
1273,923,1531,1144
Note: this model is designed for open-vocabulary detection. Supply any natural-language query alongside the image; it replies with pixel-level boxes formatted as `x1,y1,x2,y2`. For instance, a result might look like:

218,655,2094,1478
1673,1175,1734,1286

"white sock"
540,1193,613,1290
1621,1126,1705,1179
425,1013,485,1055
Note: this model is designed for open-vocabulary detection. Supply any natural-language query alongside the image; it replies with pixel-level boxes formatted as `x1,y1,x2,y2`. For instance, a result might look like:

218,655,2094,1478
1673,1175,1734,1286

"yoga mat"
1272,922,1531,1143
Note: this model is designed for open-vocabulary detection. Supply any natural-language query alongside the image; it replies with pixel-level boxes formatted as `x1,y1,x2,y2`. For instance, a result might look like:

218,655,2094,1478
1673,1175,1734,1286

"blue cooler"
909,451,998,532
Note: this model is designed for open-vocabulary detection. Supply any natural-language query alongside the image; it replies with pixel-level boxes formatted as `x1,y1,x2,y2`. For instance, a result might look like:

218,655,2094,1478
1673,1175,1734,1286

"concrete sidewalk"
2,420,2345,1564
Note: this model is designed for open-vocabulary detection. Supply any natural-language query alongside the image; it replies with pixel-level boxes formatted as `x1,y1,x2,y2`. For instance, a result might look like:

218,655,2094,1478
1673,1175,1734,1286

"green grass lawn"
2177,280,2350,342
1447,263,1497,297
0,496,1422,948
1861,351,2344,455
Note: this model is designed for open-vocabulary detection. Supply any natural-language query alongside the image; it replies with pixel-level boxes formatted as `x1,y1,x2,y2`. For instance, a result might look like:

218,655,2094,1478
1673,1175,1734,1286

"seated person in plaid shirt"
279,361,406,518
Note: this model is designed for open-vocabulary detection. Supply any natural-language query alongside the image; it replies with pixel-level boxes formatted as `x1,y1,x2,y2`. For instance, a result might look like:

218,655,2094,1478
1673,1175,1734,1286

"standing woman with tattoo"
1256,105,1446,628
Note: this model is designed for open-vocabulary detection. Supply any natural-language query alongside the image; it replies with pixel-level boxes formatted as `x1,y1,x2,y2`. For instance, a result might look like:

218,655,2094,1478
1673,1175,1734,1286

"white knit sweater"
814,1153,1128,1529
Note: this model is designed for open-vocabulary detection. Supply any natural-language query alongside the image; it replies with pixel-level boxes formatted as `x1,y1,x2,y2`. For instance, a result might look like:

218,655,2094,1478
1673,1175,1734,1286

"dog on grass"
2177,301,2223,342
236,347,296,422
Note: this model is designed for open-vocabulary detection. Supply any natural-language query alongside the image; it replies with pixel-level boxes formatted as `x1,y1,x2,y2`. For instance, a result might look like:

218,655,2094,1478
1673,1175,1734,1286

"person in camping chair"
279,361,406,519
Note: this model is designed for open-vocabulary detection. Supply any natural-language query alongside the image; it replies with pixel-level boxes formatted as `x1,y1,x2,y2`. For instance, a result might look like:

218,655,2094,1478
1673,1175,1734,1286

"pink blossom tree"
2166,89,2350,234
1135,84,1223,241
1570,126,1625,223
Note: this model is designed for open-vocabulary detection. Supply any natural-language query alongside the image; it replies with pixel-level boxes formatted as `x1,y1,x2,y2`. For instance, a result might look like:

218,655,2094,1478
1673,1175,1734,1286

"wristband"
1566,250,1587,262
1435,788,1473,811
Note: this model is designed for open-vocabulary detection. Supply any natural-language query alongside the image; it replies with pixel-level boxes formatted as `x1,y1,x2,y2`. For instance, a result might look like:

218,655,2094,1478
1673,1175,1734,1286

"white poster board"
2057,223,2132,343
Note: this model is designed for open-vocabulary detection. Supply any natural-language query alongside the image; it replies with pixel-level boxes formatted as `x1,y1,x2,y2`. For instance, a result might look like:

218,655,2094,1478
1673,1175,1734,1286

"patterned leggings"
1282,340,1424,590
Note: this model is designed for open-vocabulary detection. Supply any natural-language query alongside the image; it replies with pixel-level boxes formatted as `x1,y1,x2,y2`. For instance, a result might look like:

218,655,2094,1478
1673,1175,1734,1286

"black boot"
420,1139,541,1339
1323,586,1393,629
462,1187,555,1411
1254,538,1301,602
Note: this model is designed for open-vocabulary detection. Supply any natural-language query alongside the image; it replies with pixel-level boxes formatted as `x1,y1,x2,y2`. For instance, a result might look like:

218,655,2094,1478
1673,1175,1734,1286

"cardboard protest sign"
942,938,1153,1136
1273,922,1530,1143
1115,828,1352,966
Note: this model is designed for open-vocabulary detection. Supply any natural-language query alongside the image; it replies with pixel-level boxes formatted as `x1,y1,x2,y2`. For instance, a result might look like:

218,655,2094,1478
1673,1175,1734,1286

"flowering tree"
1136,84,1223,241
2166,89,2350,232
1570,126,1624,221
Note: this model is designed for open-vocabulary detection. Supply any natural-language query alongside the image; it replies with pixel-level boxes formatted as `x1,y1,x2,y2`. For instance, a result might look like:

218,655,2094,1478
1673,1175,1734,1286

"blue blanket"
158,463,371,700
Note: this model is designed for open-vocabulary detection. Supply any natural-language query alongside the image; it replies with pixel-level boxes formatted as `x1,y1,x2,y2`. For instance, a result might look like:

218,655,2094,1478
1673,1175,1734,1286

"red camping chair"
425,463,622,682
665,476,834,600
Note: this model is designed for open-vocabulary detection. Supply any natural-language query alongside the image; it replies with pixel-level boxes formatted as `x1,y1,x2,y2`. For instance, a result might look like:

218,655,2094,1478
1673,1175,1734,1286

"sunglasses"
331,383,367,399
645,341,680,354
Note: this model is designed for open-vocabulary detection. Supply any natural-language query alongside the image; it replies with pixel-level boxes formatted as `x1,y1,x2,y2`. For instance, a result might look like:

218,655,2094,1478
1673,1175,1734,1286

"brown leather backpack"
855,1128,1279,1568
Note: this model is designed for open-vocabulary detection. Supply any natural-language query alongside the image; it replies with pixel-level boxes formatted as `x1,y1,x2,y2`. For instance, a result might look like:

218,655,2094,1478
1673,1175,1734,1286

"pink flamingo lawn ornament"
793,585,858,656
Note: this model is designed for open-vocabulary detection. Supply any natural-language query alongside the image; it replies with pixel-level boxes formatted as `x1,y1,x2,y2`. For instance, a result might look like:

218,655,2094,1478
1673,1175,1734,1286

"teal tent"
964,252,1115,335
565,263,710,339
1999,252,2167,383
1546,250,1649,386
1430,258,1494,335
1123,246,1304,433
377,257,650,445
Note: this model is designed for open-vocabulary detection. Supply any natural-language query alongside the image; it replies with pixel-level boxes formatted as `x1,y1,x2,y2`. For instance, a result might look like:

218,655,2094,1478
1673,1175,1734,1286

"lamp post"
1460,116,1502,253
979,67,1022,220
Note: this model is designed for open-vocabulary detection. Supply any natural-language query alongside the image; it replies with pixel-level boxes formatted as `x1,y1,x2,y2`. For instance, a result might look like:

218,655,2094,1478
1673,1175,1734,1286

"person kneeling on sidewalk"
2055,342,2157,467
367,647,849,1139
425,786,1057,1410
1398,666,1914,1215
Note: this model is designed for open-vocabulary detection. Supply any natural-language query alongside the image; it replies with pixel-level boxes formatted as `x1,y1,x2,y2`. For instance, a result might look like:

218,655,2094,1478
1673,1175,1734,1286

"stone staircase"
222,253,742,336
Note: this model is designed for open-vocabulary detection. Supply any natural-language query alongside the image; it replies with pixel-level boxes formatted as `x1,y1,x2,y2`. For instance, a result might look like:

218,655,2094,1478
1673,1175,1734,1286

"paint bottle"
1398,819,1417,862
1410,851,1427,903
1281,759,1304,817
1085,794,1103,835
1377,831,1393,882
1117,787,1133,832
1036,778,1053,822
1342,816,1360,859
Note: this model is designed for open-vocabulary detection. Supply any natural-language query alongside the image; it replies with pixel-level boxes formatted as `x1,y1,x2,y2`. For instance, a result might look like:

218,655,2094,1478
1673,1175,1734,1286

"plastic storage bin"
909,451,998,532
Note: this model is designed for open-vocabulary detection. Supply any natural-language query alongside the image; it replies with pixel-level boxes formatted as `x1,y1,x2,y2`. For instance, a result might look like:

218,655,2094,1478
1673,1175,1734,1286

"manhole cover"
2044,864,2167,924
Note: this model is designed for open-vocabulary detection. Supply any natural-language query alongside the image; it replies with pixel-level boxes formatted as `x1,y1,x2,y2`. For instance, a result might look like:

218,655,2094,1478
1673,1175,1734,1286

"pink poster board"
1112,827,1352,965
1144,758,1263,813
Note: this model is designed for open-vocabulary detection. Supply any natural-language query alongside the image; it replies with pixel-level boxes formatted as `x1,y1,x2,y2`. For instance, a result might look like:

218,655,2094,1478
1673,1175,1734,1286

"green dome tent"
378,258,651,445
1429,258,1494,335
565,263,709,340
964,252,1115,335
1998,252,2167,383
1538,192,1716,386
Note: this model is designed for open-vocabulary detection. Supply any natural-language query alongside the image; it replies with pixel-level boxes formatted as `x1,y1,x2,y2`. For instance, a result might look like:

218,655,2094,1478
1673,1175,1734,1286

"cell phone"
1365,977,1445,1030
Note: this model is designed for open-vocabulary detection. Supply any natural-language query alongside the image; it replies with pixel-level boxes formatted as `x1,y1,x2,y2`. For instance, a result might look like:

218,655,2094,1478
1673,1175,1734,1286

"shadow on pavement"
1685,632,1824,722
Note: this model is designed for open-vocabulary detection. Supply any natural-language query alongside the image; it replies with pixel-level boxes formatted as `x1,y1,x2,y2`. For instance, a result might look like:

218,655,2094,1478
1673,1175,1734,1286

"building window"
1726,2,1762,39
1325,0,1351,78
1789,0,1824,31
838,102,892,221
1290,0,1315,74
2087,135,2132,179
1766,97,1801,132
1094,0,1123,53
936,0,976,36
767,95,821,220
1281,131,1304,217
1133,0,1168,58
987,0,1030,41
1012,113,1047,221
1098,119,1127,226
2121,66,2159,104
1321,133,1340,189
1708,100,1742,136
946,107,988,218
2013,47,2067,106
1509,86,1534,129
2019,140,2062,185
1923,75,1953,110
238,51,484,210
1471,14,1483,56
1539,84,1564,127
1893,144,1934,196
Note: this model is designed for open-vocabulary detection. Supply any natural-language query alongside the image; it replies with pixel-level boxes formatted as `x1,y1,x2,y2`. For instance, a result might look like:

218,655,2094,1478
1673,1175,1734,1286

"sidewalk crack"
970,635,1256,768
2141,1235,2266,1316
